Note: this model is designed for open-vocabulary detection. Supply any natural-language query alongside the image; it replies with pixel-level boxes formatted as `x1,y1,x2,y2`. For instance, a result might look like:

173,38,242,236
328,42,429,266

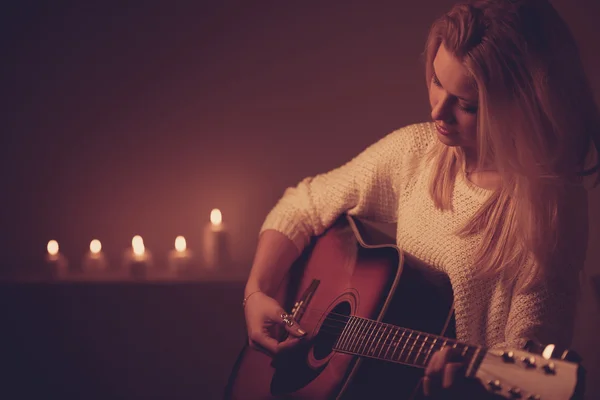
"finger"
424,350,446,397
442,361,466,390
276,336,304,352
275,310,307,338
422,376,434,397
425,348,447,377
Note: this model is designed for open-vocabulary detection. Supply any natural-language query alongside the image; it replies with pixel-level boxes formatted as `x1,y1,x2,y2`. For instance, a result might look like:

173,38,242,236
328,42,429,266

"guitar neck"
333,316,484,373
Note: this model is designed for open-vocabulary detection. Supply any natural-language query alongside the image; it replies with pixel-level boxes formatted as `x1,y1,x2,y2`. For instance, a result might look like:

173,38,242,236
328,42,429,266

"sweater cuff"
259,210,311,254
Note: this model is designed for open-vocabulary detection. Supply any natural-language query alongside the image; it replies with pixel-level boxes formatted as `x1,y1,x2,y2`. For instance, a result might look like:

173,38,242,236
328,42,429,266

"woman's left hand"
423,347,502,399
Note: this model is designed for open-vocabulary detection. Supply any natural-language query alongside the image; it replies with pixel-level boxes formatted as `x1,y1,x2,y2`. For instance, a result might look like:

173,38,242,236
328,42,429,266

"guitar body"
225,215,455,400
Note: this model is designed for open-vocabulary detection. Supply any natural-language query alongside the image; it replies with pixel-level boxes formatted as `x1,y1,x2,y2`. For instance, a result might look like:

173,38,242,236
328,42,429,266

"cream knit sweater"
260,122,583,350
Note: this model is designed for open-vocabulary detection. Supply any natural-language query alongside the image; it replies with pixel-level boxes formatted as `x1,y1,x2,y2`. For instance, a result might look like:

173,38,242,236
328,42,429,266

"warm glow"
174,235,187,252
210,208,222,226
90,239,102,254
47,240,59,256
131,235,145,256
542,344,555,360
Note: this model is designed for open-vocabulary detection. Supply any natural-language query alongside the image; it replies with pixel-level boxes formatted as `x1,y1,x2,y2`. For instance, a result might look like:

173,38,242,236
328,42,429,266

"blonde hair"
423,0,600,288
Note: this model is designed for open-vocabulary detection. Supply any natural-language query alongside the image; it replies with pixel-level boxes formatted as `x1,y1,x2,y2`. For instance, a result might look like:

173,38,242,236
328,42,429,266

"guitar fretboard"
334,316,481,369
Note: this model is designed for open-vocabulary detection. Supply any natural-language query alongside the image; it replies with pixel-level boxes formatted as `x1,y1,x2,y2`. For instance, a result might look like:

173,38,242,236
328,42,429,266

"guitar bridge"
291,279,320,323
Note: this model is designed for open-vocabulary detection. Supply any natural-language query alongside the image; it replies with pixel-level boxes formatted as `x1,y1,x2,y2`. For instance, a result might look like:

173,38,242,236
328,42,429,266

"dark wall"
3,0,599,271
2,0,454,272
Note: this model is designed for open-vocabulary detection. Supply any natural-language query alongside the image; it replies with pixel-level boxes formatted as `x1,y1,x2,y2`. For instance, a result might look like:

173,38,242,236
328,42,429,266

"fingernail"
298,328,306,336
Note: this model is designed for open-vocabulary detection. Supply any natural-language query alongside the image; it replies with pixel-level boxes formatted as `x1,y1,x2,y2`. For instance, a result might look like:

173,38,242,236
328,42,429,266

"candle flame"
132,235,145,256
90,239,102,254
174,236,187,252
47,240,59,256
210,208,222,226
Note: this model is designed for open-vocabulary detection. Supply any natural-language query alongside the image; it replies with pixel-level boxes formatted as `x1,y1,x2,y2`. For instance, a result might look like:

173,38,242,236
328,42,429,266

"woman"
242,0,599,398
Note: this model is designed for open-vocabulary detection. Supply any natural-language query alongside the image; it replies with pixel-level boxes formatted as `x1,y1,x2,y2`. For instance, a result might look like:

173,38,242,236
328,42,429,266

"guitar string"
306,320,461,356
276,318,462,366
275,309,470,361
282,307,463,349
286,307,459,347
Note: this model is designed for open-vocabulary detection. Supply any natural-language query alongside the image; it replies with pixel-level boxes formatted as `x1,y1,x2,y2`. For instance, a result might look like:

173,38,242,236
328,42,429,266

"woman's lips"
435,122,455,136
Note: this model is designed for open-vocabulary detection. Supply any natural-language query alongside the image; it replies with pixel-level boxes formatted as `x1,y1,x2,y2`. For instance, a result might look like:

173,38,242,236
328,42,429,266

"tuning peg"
521,355,536,368
560,349,582,363
487,379,502,392
542,362,556,375
508,387,522,398
501,350,515,363
542,344,556,360
523,339,544,354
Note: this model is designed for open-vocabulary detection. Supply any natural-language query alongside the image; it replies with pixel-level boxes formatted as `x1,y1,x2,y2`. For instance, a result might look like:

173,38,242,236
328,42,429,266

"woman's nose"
431,95,454,123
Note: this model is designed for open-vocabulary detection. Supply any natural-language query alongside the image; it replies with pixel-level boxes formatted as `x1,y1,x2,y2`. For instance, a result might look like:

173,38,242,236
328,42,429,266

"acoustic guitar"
224,215,584,399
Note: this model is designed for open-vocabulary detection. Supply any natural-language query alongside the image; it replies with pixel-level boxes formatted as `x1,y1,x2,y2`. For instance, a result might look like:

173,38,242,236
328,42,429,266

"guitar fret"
359,320,374,356
415,333,429,366
346,316,361,351
465,346,482,377
368,322,380,356
461,344,469,358
335,316,355,351
390,329,406,360
366,320,379,356
423,337,438,366
398,331,413,362
350,318,367,354
383,327,398,360
344,317,358,353
332,316,482,376
406,333,420,364
373,324,386,357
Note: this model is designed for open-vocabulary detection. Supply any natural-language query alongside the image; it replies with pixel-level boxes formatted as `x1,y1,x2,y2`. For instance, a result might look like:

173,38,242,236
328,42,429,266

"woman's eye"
459,104,478,114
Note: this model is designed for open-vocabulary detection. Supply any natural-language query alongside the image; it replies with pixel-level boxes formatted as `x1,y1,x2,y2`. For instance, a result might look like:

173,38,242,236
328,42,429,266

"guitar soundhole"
313,301,351,360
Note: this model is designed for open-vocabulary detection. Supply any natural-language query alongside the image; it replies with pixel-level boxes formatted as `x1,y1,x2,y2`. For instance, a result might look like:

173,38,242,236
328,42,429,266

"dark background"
2,1,599,399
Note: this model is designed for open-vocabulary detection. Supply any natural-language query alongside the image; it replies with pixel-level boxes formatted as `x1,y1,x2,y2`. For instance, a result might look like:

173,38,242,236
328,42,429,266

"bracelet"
243,290,261,308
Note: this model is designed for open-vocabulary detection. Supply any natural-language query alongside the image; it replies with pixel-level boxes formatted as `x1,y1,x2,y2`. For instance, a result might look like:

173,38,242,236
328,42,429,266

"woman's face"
429,42,479,152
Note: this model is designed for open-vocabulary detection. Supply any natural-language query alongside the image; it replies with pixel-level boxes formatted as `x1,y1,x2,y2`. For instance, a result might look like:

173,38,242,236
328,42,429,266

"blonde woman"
242,0,599,398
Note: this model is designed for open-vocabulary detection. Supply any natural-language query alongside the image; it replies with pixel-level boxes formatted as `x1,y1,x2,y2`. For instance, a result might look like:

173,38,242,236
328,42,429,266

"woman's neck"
463,147,496,173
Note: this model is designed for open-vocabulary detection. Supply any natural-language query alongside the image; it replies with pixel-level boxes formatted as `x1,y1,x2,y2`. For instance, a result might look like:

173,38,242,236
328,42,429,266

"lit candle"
167,235,195,275
45,239,68,278
203,208,231,270
82,239,108,273
123,235,153,279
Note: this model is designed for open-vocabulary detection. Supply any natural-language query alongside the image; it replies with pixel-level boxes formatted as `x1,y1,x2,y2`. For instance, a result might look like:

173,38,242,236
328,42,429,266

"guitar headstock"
473,343,583,400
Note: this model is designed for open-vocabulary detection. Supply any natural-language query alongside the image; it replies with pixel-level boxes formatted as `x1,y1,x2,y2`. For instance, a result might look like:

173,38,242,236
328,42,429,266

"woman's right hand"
244,291,307,356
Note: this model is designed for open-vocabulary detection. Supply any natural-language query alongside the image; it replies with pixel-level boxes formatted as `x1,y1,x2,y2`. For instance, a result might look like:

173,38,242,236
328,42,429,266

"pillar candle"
45,239,68,278
82,239,108,273
168,235,195,275
203,208,230,270
123,235,152,279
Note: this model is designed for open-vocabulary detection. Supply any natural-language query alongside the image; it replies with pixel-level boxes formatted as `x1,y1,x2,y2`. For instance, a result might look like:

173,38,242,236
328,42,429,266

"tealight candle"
82,239,108,273
45,239,68,278
123,235,153,279
203,208,231,270
167,235,195,275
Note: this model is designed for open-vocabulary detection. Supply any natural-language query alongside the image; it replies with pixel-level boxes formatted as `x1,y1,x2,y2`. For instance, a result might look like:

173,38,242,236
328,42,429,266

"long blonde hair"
424,0,600,288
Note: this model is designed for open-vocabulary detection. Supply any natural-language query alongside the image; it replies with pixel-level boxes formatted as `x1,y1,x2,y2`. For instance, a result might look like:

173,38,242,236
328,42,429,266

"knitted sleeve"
498,186,588,351
260,123,433,253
